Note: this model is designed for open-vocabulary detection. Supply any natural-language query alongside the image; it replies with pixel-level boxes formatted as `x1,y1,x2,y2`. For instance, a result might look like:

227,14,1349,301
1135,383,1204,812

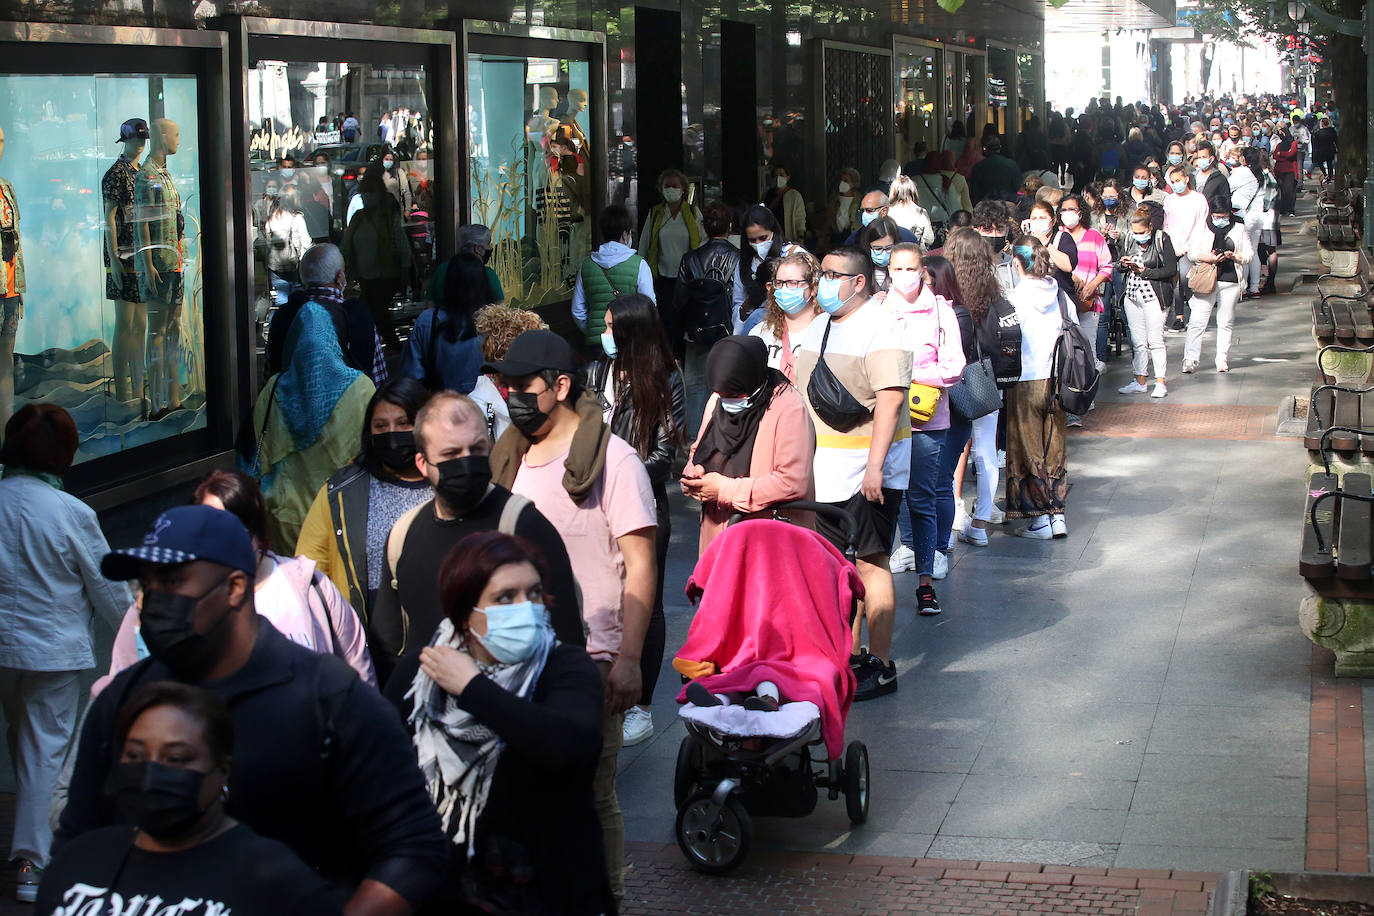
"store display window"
0,74,206,462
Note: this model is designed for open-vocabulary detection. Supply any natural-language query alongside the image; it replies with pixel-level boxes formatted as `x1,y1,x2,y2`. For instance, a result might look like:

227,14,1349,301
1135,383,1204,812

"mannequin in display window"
560,87,590,157
526,86,559,144
0,125,24,432
134,117,185,419
103,117,151,404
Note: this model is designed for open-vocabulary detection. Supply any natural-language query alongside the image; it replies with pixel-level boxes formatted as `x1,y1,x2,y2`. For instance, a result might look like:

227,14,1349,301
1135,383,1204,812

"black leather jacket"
583,362,687,487
1117,230,1177,312
674,238,745,320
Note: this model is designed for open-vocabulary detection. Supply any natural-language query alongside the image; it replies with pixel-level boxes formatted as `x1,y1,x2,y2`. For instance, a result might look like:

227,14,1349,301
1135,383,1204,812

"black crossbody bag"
806,319,871,431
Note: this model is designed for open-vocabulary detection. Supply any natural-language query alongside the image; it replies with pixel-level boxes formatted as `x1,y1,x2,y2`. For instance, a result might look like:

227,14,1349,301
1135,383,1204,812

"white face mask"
719,396,751,415
620,232,633,247
750,239,772,259
891,273,922,296
1029,218,1051,234
838,181,852,195
776,176,789,189
1060,211,1081,229
662,187,683,203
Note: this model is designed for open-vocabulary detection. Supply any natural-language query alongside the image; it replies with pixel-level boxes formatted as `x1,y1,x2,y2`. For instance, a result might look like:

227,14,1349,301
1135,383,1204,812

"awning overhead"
1044,0,1177,32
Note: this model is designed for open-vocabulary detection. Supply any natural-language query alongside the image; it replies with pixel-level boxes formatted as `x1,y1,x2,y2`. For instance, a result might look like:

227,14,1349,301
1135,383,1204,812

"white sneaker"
958,525,989,546
1050,515,1068,538
997,449,1007,469
889,544,916,573
1216,361,1229,373
1015,515,1054,539
1181,360,1198,374
1150,383,1167,398
1095,359,1106,373
1118,380,1148,394
932,550,949,580
622,706,654,747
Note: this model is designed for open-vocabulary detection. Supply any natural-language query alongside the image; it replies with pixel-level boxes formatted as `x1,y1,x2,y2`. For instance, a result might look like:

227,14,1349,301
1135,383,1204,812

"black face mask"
984,234,1007,253
109,761,215,841
140,577,234,679
371,431,416,473
506,390,550,438
433,455,492,516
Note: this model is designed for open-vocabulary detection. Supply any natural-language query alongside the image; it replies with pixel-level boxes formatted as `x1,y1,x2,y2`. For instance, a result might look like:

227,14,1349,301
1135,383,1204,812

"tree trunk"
1327,0,1365,188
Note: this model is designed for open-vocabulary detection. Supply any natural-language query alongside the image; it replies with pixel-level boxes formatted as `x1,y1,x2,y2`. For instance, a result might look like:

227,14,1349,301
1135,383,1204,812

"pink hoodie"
885,284,967,431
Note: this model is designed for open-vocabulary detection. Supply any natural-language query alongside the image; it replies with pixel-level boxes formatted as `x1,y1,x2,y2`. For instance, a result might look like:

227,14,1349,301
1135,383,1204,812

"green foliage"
1249,870,1276,905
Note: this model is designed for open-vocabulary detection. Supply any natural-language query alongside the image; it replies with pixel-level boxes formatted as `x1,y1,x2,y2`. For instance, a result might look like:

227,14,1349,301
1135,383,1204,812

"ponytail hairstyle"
1011,235,1053,278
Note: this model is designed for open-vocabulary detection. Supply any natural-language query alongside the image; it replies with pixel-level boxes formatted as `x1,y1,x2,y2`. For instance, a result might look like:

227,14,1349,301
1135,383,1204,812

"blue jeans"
936,415,972,553
898,427,947,576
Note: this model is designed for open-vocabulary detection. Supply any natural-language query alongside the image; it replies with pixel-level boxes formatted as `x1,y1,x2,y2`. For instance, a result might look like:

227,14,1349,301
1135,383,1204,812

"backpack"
980,296,1023,388
679,259,734,347
1051,291,1101,416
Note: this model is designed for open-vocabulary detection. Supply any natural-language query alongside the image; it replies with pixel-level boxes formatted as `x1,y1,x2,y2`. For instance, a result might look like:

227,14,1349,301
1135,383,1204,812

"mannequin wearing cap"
0,125,23,430
104,118,150,405
134,118,185,419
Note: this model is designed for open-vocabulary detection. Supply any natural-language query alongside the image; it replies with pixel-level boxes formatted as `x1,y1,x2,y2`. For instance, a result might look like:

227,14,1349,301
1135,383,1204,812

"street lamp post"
1282,0,1373,247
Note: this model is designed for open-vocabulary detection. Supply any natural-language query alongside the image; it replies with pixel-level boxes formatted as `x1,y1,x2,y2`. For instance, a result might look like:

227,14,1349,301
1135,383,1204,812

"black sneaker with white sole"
853,656,897,701
849,647,870,672
917,584,941,616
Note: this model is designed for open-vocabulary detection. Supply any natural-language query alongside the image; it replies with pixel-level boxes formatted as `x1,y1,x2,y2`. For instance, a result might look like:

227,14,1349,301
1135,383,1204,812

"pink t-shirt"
512,434,656,664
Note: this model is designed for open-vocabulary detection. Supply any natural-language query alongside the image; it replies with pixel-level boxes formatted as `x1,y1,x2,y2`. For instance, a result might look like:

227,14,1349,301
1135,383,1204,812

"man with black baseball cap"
486,329,657,904
57,506,448,915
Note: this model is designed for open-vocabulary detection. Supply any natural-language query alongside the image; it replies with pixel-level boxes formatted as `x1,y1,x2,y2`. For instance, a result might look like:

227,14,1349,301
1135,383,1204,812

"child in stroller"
671,504,871,873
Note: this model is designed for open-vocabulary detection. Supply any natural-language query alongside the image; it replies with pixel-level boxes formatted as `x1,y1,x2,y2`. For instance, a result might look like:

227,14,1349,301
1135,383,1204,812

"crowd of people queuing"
0,90,1331,914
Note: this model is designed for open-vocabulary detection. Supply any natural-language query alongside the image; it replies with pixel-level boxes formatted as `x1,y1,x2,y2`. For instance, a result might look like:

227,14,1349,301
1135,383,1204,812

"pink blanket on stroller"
673,519,863,757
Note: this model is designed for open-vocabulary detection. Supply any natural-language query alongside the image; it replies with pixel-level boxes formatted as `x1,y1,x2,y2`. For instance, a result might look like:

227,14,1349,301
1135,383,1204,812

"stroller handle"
726,501,860,556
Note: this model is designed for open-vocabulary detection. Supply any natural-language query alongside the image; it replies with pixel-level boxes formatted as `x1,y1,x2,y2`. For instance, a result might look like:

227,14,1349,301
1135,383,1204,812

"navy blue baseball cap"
115,118,150,144
102,505,258,581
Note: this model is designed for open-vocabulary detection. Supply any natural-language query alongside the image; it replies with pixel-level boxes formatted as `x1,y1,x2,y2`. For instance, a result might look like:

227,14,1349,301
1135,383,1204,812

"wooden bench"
1301,466,1374,598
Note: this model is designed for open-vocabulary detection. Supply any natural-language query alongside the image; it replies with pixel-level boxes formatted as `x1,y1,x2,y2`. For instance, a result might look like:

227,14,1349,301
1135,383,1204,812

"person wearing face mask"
684,335,815,551
674,201,749,424
638,168,702,311
751,247,823,382
740,205,790,313
296,378,433,633
1162,166,1210,331
486,329,657,904
886,175,935,248
1059,195,1113,415
377,147,413,214
1115,207,1176,398
1311,115,1337,181
1024,198,1079,307
0,406,132,903
1183,198,1252,374
573,205,656,350
60,506,451,916
39,683,344,914
794,247,913,701
1162,141,1188,181
100,468,375,690
1191,140,1231,208
241,303,376,551
762,163,807,243
341,165,410,348
845,190,920,247
1272,128,1301,217
268,243,388,384
368,390,582,688
583,294,685,747
859,216,903,296
885,244,964,610
820,167,863,249
971,200,1020,296
1228,146,1265,300
384,532,612,915
402,247,485,393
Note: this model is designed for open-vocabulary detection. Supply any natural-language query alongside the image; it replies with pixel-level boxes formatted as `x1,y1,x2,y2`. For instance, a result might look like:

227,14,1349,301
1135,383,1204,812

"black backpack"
679,274,733,347
980,296,1023,389
1051,291,1101,416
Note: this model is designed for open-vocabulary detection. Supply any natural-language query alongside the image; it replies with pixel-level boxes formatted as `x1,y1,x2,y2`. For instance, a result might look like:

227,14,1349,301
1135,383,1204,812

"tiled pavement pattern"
1308,646,1370,873
622,843,1218,915
1068,403,1278,440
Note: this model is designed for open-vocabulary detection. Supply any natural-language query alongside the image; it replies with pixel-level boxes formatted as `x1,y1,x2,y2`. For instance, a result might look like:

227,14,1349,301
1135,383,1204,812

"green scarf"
2,465,65,491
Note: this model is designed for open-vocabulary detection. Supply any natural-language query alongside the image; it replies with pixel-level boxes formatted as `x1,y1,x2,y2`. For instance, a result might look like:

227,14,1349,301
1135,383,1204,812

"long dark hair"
606,293,684,457
358,377,431,480
439,531,550,631
945,227,1002,321
921,255,963,306
194,468,269,553
741,205,784,263
438,251,484,342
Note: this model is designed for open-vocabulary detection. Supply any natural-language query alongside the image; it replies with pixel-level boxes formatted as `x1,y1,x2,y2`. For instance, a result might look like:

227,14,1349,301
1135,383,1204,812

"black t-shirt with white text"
36,824,345,916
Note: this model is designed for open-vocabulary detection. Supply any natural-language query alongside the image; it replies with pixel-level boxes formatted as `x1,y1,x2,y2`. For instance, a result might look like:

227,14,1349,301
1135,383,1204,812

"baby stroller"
672,502,870,874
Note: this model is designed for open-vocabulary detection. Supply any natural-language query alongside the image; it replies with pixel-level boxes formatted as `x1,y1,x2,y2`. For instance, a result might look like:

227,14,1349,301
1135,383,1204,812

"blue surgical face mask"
1212,216,1231,228
817,277,852,315
1133,177,1150,190
1132,231,1152,243
719,395,751,414
870,248,891,267
600,330,618,359
773,286,810,315
1171,180,1188,194
1195,157,1212,171
860,210,878,227
473,601,549,664
1102,196,1118,208
1167,153,1184,166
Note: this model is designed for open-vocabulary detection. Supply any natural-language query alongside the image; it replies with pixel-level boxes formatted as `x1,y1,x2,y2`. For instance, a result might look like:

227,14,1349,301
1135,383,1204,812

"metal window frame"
810,38,894,199
0,22,236,506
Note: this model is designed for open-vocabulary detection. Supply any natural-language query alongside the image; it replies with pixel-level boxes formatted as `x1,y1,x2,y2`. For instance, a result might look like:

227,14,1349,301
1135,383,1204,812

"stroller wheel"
844,741,870,825
674,737,703,809
676,789,751,874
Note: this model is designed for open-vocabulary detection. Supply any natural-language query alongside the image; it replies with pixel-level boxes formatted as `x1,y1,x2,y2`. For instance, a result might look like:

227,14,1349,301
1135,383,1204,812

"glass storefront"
466,51,593,310
0,73,207,463
1018,52,1041,128
896,43,939,161
988,46,1014,137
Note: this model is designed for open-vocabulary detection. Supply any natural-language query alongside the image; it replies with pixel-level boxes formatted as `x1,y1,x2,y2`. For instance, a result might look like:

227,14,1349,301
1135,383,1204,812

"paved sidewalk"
616,187,1358,909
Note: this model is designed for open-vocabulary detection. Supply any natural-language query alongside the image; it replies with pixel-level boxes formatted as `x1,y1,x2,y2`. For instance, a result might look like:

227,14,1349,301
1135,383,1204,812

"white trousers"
1124,289,1168,379
1244,225,1263,293
970,409,1001,521
0,668,80,868
1078,310,1100,363
1185,279,1243,368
